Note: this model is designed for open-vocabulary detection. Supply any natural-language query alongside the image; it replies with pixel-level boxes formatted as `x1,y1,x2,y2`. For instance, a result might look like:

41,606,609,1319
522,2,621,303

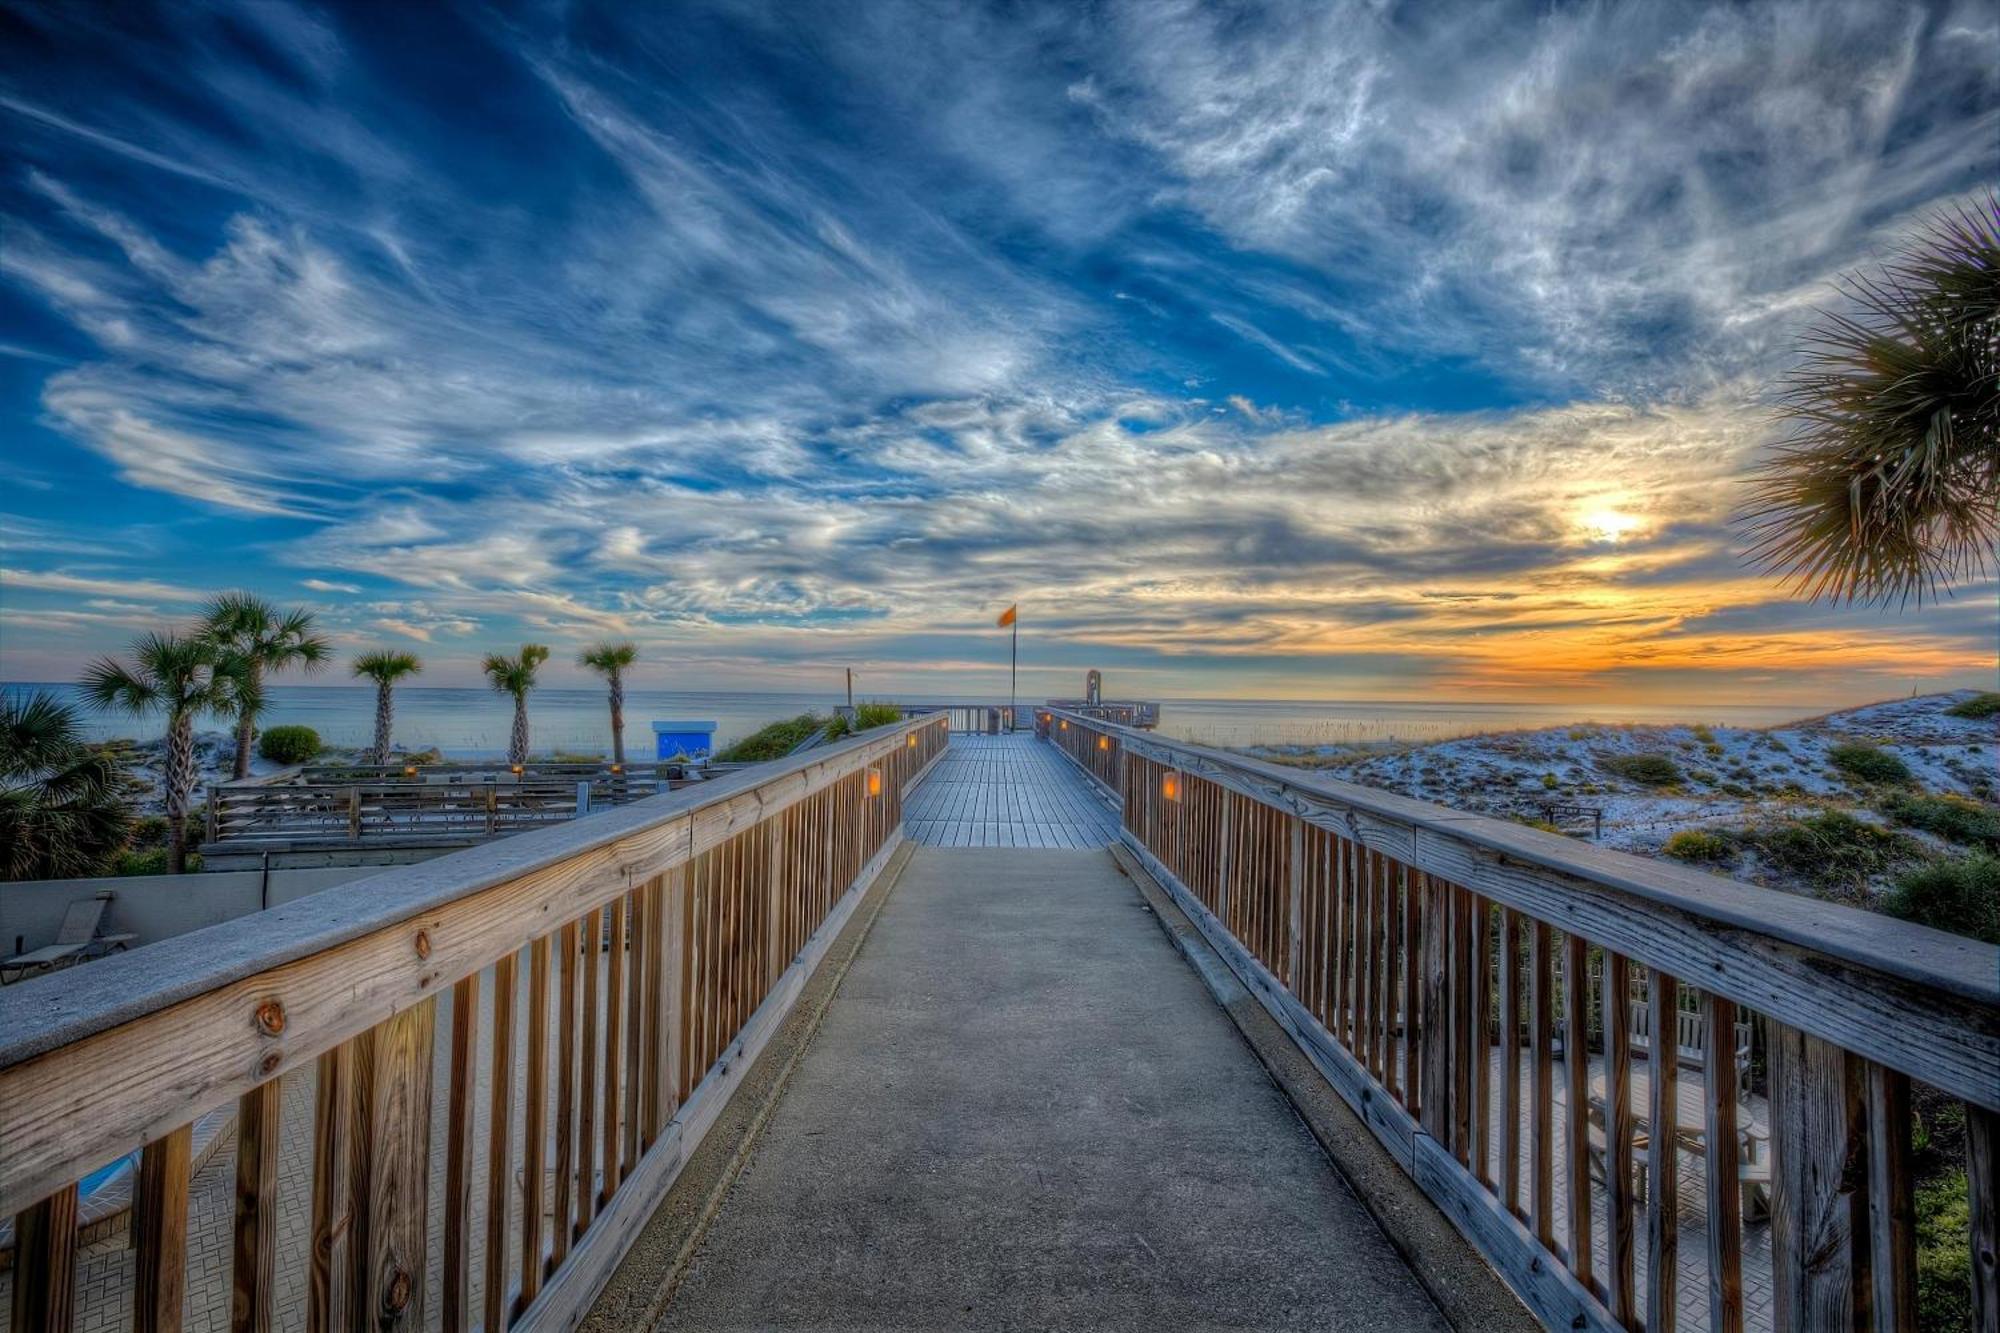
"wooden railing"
0,713,948,1331
895,702,1025,733
1048,709,1998,1332
206,764,689,849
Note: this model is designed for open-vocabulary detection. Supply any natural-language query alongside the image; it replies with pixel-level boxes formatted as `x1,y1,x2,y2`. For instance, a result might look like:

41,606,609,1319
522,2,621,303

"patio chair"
1,891,136,985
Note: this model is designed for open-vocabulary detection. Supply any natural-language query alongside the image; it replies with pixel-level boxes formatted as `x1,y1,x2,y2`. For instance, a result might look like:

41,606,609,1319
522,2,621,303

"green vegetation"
1663,830,1734,864
352,649,422,764
1690,723,1715,743
1742,810,1914,893
1828,742,1913,785
1539,772,1558,790
1946,691,2000,720
1745,196,1998,605
1602,753,1682,786
716,713,826,762
1882,852,2000,945
827,703,904,740
1,690,132,881
1914,1175,1972,1328
578,641,639,766
1878,790,2000,852
483,644,551,767
258,725,322,765
202,593,331,780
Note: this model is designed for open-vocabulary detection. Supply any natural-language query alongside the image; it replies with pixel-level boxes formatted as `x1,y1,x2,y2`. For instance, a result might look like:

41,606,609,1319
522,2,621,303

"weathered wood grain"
349,999,435,1332
9,1183,77,1333
1646,970,1681,1333
1703,993,1745,1333
442,975,477,1333
307,1046,350,1333
485,950,518,1333
1866,1063,1915,1333
233,1079,282,1333
133,1124,191,1333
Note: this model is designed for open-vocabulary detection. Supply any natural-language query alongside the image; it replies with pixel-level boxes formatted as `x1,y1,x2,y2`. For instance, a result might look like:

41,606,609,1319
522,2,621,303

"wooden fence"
0,713,948,1331
1048,709,1998,1332
206,765,686,850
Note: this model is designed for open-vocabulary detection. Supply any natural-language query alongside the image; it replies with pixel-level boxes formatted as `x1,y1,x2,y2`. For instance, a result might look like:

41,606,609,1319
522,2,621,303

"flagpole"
1009,614,1017,731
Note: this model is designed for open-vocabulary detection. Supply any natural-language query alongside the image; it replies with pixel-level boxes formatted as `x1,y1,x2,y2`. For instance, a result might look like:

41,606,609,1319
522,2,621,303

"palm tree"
1744,196,1998,604
81,633,242,873
483,644,551,767
0,690,132,881
352,650,423,765
202,592,332,779
578,642,639,766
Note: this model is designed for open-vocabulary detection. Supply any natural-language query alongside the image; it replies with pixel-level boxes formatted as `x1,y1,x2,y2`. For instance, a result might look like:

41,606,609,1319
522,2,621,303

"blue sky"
2,0,1995,704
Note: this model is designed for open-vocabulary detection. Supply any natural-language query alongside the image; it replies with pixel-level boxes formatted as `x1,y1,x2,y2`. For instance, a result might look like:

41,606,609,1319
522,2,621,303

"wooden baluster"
1702,993,1745,1333
1419,874,1449,1145
1530,920,1555,1250
1563,933,1594,1289
485,950,518,1333
348,999,436,1332
1647,970,1681,1333
1769,1021,1867,1330
1404,869,1424,1118
1451,888,1474,1164
1603,954,1636,1324
10,1184,78,1333
307,1047,350,1333
442,975,478,1333
645,874,671,1145
133,1125,192,1333
1334,836,1353,1048
233,1079,282,1332
1866,1064,1916,1333
625,883,648,1170
1383,859,1402,1104
552,923,578,1274
1374,850,1393,1080
1471,899,1493,1186
1501,909,1523,1218
603,893,626,1202
519,934,550,1310
1971,1106,1997,1333
665,866,688,1126
1287,816,1305,996
575,908,600,1239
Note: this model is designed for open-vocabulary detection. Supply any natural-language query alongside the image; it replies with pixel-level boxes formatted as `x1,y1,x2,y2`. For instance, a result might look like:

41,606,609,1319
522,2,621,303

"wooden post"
1971,1107,1998,1333
1647,970,1681,1333
12,1185,78,1333
1865,1064,1916,1333
1419,874,1449,1143
348,787,363,841
133,1126,191,1333
307,1047,350,1333
347,998,437,1332
234,1080,282,1332
1704,993,1747,1333
1770,1022,1872,1330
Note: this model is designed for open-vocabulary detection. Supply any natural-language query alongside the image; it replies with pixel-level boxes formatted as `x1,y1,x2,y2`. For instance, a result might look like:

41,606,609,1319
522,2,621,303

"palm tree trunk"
167,710,195,874
232,662,262,780
510,694,530,766
373,681,395,765
609,671,626,766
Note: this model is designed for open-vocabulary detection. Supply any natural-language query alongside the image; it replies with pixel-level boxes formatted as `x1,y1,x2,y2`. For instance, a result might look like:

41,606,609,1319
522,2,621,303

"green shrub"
1744,811,1913,891
257,725,322,764
1878,791,2000,852
1882,853,2000,945
1603,753,1681,786
1540,773,1558,790
114,846,202,875
1913,1174,1972,1329
1828,743,1912,785
1663,830,1734,864
1690,724,1715,744
852,702,903,729
1945,692,2000,720
715,714,825,763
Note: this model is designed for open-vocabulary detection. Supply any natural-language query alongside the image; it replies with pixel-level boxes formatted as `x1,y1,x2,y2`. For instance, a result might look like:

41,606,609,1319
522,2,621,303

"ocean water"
6,682,1821,757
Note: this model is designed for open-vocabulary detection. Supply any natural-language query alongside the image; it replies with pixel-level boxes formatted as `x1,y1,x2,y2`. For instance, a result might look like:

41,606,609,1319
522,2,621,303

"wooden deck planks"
904,734,1121,849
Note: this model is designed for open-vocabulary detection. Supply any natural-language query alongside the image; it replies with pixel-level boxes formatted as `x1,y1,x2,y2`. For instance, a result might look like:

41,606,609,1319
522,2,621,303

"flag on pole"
997,603,1017,628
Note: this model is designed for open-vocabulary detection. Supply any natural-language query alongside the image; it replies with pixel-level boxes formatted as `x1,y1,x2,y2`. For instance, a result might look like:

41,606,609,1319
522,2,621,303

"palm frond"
352,650,423,683
578,641,639,673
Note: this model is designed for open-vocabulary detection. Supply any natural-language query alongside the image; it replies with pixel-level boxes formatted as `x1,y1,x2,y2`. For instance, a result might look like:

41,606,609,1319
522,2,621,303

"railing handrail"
1045,708,2000,1107
0,713,940,1075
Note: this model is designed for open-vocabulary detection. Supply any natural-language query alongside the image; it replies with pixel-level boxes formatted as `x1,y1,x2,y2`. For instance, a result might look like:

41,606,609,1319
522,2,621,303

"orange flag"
997,604,1017,628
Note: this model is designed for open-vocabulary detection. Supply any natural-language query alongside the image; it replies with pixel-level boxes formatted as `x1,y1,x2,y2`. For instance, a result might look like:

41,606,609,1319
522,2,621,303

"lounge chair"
0,891,136,985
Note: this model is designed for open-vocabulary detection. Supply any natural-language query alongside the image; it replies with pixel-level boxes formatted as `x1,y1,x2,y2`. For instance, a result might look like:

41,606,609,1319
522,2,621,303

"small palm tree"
1744,196,1998,604
578,642,639,766
202,592,332,779
0,690,132,881
483,644,551,767
352,650,423,765
81,633,242,873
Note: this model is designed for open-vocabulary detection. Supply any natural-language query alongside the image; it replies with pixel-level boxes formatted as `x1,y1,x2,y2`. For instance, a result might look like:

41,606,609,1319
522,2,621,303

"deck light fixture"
510,763,524,776
866,766,883,798
1060,720,1068,731
1097,735,1109,751
1163,771,1181,802
609,763,622,774
402,765,417,777
908,733,917,749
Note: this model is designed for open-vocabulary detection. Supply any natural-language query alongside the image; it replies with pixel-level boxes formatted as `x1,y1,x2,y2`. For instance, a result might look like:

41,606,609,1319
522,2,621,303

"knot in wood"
414,929,432,960
383,1264,412,1314
254,999,286,1036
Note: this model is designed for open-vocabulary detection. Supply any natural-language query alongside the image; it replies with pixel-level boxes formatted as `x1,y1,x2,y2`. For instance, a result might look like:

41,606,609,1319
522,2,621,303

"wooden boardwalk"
903,733,1121,848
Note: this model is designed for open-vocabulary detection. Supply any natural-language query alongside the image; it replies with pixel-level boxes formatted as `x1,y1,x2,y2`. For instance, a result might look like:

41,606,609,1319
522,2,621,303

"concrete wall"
1,865,380,958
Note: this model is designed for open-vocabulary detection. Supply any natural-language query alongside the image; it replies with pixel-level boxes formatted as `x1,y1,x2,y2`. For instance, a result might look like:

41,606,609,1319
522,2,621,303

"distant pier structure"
1041,668,1160,730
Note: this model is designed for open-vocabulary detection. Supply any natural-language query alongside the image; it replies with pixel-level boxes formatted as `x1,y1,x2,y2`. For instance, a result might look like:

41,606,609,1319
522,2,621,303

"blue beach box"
651,720,718,761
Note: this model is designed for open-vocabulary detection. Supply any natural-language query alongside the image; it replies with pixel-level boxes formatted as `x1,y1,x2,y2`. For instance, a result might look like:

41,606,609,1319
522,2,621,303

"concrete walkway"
662,848,1448,1330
